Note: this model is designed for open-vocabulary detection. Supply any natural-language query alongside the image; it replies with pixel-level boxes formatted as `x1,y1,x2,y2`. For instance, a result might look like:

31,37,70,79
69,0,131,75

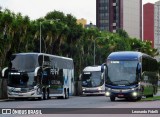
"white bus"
2,53,74,100
80,66,105,95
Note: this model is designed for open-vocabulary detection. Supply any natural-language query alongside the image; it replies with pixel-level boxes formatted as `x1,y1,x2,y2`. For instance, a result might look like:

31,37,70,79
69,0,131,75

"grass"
141,96,160,101
141,87,160,101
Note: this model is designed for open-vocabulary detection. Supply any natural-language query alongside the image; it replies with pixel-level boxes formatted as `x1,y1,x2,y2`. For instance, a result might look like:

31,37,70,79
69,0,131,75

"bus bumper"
7,87,42,98
8,91,41,98
82,90,105,95
105,90,141,99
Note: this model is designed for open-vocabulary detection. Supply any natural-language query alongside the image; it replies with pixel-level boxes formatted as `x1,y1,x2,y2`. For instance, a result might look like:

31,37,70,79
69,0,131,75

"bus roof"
107,51,151,61
83,66,101,72
13,52,73,61
13,53,74,69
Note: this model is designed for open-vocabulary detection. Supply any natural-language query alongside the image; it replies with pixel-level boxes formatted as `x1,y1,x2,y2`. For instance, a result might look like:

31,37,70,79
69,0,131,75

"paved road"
0,94,159,117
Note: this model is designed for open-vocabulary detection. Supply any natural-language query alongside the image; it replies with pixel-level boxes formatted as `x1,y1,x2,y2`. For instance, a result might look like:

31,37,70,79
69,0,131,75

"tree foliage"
0,9,159,78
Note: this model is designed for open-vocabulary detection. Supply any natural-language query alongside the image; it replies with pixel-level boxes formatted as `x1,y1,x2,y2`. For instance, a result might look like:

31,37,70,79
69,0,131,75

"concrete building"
154,1,160,52
96,0,142,39
143,3,154,48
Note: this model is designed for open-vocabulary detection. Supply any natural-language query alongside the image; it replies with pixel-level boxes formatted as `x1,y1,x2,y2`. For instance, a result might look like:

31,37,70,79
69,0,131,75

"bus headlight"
82,88,86,91
132,92,137,97
105,92,110,96
98,87,102,91
131,88,135,91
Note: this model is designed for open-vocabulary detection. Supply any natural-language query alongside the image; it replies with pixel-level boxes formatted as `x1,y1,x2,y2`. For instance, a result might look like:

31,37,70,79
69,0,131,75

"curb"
0,99,8,102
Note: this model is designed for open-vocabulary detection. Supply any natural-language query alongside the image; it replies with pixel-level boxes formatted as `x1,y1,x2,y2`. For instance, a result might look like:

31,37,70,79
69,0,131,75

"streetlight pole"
39,19,60,53
94,39,96,65
40,22,42,53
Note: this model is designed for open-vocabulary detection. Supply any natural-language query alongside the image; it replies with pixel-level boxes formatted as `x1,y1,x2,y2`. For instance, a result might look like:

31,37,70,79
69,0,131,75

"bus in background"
1,53,74,100
80,66,105,95
101,51,159,101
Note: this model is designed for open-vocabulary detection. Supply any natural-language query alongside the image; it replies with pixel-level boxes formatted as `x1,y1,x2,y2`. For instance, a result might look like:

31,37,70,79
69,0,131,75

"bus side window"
136,62,141,81
41,69,50,85
136,63,141,73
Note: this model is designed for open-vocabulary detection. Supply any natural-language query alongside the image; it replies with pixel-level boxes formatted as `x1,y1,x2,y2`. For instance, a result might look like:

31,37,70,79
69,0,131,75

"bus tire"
38,97,42,100
110,96,115,101
67,89,69,99
153,86,157,95
136,96,142,101
47,88,50,99
42,89,46,100
57,96,63,99
149,94,153,98
146,94,153,98
125,97,131,101
38,93,43,100
65,89,69,99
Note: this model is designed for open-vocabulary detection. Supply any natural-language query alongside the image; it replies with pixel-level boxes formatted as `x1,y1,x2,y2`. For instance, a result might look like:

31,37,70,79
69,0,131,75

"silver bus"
80,66,105,95
2,53,74,100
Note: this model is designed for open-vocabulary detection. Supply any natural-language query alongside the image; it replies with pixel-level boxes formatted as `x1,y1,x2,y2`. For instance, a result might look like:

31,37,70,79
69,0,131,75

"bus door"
41,68,50,87
141,72,155,96
49,68,63,94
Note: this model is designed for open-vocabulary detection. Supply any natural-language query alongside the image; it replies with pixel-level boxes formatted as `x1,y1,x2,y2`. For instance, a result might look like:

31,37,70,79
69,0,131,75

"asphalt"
0,88,160,101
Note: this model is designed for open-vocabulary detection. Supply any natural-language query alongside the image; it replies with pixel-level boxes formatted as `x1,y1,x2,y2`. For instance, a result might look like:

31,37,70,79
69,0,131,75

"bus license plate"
118,94,124,97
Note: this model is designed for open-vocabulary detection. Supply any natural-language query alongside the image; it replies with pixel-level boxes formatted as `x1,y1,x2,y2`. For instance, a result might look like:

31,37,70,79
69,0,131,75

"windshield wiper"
91,80,97,87
112,80,131,85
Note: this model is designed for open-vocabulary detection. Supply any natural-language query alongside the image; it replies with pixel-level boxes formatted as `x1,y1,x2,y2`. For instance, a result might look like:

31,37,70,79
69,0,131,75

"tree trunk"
1,79,8,99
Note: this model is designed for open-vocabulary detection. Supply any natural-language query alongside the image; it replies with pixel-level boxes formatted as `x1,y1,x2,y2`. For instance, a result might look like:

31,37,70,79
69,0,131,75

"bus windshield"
82,71,103,87
8,72,34,88
10,54,38,72
107,60,138,86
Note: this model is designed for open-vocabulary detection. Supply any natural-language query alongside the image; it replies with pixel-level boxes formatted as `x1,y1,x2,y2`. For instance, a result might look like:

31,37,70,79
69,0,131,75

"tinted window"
11,54,38,72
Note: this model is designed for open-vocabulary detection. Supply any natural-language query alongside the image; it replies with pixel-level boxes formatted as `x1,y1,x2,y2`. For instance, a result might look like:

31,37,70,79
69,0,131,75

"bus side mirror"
1,67,8,79
34,67,41,77
101,63,107,73
101,64,104,73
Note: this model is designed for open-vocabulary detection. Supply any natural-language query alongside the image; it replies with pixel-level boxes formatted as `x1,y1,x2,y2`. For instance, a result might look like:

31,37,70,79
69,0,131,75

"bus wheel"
38,97,42,100
42,89,46,100
46,88,50,99
125,97,131,101
110,96,115,101
136,96,142,101
146,94,153,98
153,86,157,95
65,89,69,99
57,96,63,99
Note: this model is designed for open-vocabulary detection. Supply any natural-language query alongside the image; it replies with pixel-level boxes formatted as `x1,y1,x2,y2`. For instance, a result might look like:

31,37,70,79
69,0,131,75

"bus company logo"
50,68,59,75
2,109,12,114
1,109,42,115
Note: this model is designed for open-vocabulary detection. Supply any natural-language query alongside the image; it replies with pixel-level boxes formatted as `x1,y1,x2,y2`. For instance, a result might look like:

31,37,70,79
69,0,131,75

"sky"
0,0,159,24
